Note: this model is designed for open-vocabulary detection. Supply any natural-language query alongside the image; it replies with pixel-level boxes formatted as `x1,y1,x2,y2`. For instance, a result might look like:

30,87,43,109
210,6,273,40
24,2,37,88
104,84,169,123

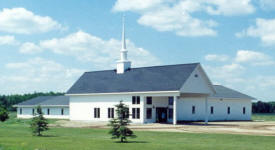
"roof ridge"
84,62,200,73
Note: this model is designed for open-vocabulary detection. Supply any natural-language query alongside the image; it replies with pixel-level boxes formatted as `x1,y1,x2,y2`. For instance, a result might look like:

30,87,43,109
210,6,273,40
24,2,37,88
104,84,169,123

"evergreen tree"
108,101,136,142
0,106,9,122
30,106,49,136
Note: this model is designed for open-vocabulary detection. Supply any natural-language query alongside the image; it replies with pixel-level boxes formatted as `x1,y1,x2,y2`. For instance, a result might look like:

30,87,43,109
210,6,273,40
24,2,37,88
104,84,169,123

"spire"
116,14,131,74
121,14,126,50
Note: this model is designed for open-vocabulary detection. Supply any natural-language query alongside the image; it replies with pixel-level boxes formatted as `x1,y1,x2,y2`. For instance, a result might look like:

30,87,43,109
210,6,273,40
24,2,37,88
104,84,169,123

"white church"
14,18,255,124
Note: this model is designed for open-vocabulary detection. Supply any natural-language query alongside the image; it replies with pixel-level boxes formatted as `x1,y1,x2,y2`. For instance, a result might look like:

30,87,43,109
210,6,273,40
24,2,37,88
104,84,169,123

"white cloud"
204,63,245,82
205,54,229,62
237,18,275,46
113,0,255,37
235,50,275,66
0,35,19,45
19,42,43,54
0,8,64,34
40,31,161,69
1,57,83,94
205,0,255,16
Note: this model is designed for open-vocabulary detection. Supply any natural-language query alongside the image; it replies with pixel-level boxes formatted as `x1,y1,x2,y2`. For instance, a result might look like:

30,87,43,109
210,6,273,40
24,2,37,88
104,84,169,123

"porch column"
173,96,177,125
205,96,208,125
141,96,146,124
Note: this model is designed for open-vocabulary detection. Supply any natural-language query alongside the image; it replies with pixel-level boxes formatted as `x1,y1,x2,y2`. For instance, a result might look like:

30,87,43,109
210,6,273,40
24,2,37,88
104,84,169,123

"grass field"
252,113,275,121
0,113,275,150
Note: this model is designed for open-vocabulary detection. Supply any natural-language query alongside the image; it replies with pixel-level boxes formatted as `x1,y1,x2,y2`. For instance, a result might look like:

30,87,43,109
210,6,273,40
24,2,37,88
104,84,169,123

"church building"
14,17,255,124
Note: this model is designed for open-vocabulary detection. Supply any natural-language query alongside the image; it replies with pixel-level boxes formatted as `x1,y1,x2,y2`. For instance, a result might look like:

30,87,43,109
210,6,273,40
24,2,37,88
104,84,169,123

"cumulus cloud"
1,57,83,94
205,54,229,62
0,8,64,34
235,50,275,66
236,18,275,46
39,31,161,69
0,35,19,45
113,0,255,37
19,42,43,54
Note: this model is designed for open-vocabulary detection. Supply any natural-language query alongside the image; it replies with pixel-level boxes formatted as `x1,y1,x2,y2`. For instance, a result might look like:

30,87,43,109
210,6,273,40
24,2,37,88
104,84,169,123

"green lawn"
0,113,275,150
252,113,275,121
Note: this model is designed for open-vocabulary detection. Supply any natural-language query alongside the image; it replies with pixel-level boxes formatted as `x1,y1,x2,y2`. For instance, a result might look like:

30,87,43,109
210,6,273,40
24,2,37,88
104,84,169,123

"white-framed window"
211,106,214,114
94,108,100,118
132,108,140,119
132,96,140,104
108,108,114,118
192,106,195,114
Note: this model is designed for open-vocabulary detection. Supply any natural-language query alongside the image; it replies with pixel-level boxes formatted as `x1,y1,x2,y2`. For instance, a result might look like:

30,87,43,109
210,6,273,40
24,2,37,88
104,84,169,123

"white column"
140,96,146,124
205,96,208,125
173,96,177,125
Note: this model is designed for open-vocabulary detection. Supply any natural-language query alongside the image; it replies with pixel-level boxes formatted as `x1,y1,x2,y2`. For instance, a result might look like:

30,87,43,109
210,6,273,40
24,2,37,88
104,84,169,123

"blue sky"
0,0,275,101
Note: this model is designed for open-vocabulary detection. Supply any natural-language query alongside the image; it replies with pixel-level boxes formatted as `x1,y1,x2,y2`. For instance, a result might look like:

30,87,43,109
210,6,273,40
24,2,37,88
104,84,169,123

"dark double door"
156,107,167,123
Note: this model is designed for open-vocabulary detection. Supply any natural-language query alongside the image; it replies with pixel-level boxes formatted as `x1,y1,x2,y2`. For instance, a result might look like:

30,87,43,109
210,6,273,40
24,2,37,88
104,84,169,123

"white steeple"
117,15,131,74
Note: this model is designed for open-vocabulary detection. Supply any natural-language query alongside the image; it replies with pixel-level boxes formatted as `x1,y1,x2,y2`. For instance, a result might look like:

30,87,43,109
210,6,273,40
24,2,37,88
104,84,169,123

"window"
243,107,246,115
192,106,195,114
211,106,214,114
168,108,173,119
132,108,140,119
94,108,100,118
132,96,136,104
146,97,152,105
19,108,22,115
61,108,64,115
168,97,174,105
132,96,140,104
47,108,50,115
108,108,114,118
137,96,140,104
146,108,152,119
227,107,230,114
32,109,35,115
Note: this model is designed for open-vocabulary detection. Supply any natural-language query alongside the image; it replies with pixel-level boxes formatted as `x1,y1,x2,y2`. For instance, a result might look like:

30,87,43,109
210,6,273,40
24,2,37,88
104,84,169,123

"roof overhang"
13,105,69,108
66,90,180,97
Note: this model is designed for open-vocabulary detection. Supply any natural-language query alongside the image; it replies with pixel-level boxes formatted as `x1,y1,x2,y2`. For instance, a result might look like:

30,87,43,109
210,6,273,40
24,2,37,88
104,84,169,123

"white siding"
180,66,214,94
176,96,252,121
17,107,69,119
70,95,144,123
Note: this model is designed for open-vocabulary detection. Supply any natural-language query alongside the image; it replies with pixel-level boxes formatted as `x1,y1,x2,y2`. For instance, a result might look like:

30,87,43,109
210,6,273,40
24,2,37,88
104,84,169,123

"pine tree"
30,106,49,136
0,106,9,122
108,101,136,142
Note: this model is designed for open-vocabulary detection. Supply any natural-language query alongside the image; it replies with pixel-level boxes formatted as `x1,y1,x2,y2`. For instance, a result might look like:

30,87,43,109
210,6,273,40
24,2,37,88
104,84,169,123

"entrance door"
156,107,167,123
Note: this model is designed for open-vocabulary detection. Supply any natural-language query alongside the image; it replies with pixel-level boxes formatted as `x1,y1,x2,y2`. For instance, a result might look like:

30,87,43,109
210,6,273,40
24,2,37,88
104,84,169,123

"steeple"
117,15,131,74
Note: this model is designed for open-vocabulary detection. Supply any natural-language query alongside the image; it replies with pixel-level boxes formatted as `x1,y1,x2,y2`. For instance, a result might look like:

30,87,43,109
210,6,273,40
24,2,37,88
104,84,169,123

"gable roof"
67,63,200,94
212,85,256,100
14,96,69,107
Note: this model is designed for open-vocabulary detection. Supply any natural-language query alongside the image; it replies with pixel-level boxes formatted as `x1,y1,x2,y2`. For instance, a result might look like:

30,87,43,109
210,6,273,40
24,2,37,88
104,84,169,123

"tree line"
0,92,64,111
252,101,275,113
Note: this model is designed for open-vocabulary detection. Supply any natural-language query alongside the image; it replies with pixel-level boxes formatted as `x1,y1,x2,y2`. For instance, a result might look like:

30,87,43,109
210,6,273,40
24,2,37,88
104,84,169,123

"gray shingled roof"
212,85,255,100
67,63,199,94
14,96,69,107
